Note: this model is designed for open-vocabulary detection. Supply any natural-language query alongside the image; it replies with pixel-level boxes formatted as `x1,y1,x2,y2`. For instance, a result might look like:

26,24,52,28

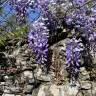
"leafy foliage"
0,25,28,46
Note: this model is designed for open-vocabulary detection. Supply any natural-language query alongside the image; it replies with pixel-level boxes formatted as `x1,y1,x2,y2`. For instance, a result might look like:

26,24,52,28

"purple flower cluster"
65,0,96,52
28,18,49,64
65,38,84,82
67,1,95,30
10,0,34,23
72,0,85,6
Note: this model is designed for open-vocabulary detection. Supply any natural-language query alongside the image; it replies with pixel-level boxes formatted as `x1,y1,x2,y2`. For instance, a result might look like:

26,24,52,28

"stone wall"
0,38,96,96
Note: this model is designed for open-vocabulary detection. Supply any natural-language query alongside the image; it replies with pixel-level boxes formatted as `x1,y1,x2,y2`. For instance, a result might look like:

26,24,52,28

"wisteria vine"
28,18,49,65
9,0,96,83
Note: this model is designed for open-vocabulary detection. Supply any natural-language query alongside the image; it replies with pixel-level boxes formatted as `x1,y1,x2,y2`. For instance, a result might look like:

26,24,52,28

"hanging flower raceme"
28,18,49,65
65,37,84,83
10,0,34,23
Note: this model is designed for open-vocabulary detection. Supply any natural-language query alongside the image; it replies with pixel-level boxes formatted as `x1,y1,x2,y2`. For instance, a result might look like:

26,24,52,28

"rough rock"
0,38,96,96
